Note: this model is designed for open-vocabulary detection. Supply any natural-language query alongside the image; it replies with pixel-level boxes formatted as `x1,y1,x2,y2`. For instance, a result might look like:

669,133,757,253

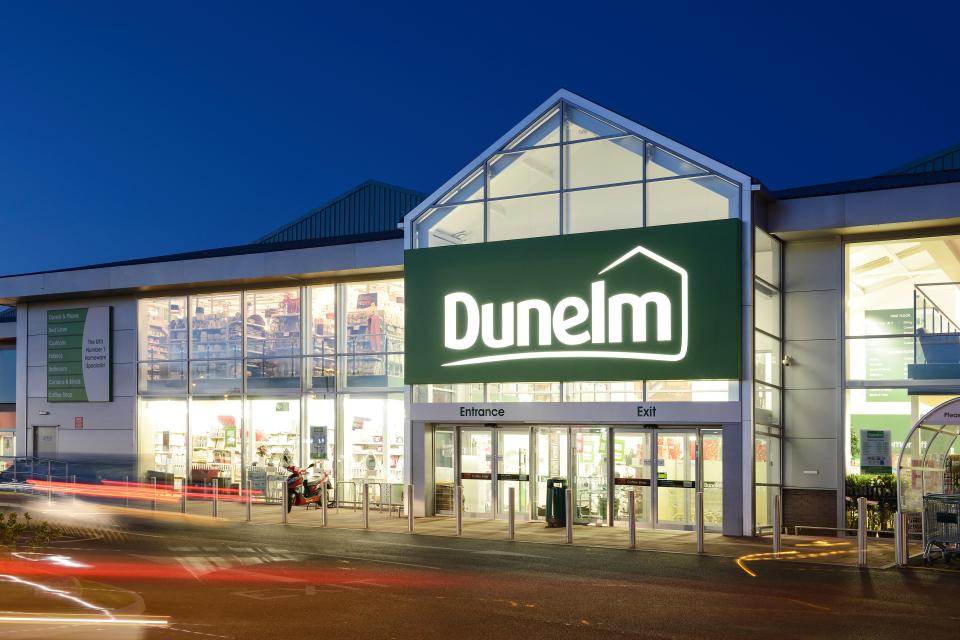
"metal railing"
913,283,960,366
0,457,71,485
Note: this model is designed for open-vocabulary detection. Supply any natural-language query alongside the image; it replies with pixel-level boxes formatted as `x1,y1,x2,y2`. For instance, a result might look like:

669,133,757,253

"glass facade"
137,279,405,499
844,233,960,476
754,228,783,531
413,101,740,248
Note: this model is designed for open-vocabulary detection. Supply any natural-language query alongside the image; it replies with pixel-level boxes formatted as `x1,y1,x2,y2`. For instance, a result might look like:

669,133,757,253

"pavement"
0,492,956,639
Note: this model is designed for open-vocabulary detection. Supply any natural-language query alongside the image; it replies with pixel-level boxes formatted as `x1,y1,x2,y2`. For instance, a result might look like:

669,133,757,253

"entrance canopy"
897,397,960,512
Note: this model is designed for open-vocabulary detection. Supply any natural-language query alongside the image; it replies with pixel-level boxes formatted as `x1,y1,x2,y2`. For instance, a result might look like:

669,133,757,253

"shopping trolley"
922,494,960,564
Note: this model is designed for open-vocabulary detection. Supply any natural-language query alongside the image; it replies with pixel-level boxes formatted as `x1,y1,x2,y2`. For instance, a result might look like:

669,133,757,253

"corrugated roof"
884,143,960,176
257,180,426,244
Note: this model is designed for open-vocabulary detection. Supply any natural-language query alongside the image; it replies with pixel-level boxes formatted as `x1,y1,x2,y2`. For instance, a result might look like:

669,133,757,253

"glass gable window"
413,99,742,247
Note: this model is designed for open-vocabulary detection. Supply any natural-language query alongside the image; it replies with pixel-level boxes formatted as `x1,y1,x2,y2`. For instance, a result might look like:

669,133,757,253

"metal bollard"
181,482,187,514
282,480,288,524
406,483,414,533
857,497,867,567
565,489,573,544
362,482,370,529
245,480,252,522
321,482,328,527
47,474,53,503
72,475,78,505
507,487,515,541
124,475,130,508
627,489,636,549
696,491,705,554
151,477,157,511
455,485,463,536
212,479,219,518
895,511,909,566
773,494,782,555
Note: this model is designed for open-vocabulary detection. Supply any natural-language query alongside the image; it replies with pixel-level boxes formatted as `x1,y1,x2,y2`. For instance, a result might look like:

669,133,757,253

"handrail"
915,284,960,334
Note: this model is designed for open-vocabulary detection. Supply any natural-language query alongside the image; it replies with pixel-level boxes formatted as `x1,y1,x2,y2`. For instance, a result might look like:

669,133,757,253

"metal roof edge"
0,230,403,280
771,169,960,200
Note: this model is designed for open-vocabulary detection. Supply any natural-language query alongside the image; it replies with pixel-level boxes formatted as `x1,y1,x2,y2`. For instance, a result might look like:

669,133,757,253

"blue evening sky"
1,1,958,274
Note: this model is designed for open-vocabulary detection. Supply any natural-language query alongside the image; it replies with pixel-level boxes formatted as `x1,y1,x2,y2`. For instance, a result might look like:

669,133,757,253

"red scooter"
285,463,332,512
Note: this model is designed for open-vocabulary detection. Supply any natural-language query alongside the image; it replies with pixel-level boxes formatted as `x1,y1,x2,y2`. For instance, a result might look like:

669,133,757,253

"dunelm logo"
441,245,688,367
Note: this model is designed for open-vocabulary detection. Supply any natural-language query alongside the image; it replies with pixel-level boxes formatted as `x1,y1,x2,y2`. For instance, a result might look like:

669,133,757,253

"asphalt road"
1,505,959,640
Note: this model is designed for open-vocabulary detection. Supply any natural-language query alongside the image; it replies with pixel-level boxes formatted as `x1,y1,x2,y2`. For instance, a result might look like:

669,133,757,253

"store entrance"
438,424,717,531
457,426,531,519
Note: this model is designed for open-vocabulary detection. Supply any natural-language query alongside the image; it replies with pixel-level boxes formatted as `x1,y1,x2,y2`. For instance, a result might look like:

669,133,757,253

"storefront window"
138,361,187,395
646,144,704,180
755,281,781,338
702,429,723,529
416,203,484,248
341,394,404,485
137,398,187,482
138,297,187,361
190,293,241,359
487,382,561,403
309,287,336,362
249,398,300,470
564,381,642,402
190,398,242,488
413,384,484,403
754,331,781,387
646,380,738,402
189,360,242,395
754,383,781,427
306,396,336,478
845,233,960,476
343,280,404,388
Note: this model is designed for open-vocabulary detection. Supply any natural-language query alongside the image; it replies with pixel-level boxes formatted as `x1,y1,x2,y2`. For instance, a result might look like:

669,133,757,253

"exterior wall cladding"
3,89,960,536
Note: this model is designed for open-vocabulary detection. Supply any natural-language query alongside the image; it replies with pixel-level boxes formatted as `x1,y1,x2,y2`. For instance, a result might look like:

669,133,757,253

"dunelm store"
3,89,960,536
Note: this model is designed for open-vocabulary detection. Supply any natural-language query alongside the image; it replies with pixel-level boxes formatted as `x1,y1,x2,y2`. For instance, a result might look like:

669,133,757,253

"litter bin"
545,477,567,528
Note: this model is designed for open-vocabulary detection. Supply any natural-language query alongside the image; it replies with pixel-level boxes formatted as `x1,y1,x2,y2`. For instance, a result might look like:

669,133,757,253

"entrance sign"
860,429,892,474
405,219,740,383
46,307,112,402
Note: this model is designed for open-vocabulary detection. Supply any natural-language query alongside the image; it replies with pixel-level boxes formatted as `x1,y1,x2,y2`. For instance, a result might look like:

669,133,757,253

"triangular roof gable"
403,89,753,245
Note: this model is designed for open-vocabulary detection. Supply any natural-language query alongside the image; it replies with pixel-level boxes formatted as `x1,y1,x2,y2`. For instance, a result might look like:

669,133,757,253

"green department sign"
404,219,741,384
46,307,113,402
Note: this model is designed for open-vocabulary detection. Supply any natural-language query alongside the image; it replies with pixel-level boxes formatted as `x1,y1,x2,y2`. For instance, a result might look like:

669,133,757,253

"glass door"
433,428,455,515
496,429,530,520
572,428,607,524
534,427,568,520
613,430,653,528
656,431,698,529
460,428,493,517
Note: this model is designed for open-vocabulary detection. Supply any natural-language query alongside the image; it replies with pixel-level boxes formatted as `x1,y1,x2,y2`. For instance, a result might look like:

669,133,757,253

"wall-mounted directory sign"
46,307,112,402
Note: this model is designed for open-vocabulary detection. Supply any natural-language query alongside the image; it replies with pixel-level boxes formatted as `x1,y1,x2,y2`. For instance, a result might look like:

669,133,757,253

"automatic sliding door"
613,431,652,527
496,429,530,519
572,428,607,524
656,431,698,529
534,427,568,519
460,428,493,516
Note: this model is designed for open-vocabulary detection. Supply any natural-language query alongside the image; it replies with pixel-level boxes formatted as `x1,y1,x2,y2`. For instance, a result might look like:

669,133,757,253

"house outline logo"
441,244,689,367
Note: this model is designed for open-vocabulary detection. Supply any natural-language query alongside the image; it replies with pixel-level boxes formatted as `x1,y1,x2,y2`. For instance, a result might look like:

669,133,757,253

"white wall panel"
785,438,838,489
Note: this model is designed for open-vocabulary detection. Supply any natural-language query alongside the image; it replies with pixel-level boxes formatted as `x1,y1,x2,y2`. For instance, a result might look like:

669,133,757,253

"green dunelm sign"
404,219,741,384
47,307,113,402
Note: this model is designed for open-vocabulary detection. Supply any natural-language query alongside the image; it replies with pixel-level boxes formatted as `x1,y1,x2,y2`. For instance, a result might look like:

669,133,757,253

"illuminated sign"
405,219,740,384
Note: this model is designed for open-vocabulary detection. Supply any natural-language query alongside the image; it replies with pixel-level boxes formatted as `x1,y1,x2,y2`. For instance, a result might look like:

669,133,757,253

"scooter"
285,463,333,512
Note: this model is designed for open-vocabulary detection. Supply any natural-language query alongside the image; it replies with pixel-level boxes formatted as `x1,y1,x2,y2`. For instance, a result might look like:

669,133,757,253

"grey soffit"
771,168,960,200
256,180,427,244
0,230,402,279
